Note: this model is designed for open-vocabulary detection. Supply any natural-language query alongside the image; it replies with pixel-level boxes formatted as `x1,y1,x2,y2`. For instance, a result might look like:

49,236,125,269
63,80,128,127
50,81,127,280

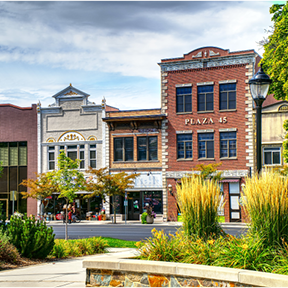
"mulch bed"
0,257,60,271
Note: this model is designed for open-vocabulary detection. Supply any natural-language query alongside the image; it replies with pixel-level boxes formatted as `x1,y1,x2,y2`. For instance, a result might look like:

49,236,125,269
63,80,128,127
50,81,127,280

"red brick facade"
0,104,38,216
160,47,261,222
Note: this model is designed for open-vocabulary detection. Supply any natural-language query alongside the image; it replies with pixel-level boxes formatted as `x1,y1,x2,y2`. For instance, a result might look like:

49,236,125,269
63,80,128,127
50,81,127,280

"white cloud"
0,1,280,109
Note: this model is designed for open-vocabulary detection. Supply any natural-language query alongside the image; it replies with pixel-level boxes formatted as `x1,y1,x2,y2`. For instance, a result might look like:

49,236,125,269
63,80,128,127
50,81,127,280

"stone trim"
197,81,214,86
175,83,192,88
83,256,288,287
161,71,169,222
245,63,255,174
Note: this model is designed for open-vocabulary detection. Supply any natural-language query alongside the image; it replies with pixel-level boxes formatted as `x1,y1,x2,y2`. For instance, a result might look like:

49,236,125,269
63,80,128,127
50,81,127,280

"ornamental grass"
176,175,224,240
242,170,288,248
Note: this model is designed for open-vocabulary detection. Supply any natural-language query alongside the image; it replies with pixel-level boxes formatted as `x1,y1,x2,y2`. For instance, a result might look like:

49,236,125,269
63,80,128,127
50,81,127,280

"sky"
0,1,283,110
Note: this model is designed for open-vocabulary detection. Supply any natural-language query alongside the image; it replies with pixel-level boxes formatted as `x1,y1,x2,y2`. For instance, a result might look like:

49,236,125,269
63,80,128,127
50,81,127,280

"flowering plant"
146,204,156,218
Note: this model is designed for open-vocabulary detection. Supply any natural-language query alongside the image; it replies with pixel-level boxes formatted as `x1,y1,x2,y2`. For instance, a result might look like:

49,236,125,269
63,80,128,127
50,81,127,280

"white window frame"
48,146,55,171
89,144,97,168
263,146,282,166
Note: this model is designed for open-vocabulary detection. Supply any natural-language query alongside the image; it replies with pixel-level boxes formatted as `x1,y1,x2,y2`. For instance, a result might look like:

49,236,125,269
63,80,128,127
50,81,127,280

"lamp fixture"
168,184,173,196
248,64,272,174
147,171,151,176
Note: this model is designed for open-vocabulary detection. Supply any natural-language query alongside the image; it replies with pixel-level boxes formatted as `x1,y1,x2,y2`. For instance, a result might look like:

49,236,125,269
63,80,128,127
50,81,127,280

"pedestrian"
72,206,76,223
68,210,72,224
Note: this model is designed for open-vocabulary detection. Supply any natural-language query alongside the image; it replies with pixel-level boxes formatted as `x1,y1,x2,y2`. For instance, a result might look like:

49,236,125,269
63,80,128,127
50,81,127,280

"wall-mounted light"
147,171,151,176
168,184,173,196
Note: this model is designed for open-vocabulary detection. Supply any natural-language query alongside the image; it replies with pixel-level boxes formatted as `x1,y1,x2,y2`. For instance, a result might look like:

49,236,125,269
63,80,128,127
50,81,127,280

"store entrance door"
128,192,140,220
0,199,8,219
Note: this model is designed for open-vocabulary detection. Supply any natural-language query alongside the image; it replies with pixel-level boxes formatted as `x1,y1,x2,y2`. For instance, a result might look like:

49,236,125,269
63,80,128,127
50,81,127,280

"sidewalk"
48,220,247,228
0,248,138,287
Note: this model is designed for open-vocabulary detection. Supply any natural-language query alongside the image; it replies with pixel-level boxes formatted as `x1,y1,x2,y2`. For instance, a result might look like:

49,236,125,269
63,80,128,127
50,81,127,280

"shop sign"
185,117,227,125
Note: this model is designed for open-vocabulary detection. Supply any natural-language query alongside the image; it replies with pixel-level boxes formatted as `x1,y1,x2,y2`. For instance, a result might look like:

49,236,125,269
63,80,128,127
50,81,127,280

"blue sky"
0,1,283,110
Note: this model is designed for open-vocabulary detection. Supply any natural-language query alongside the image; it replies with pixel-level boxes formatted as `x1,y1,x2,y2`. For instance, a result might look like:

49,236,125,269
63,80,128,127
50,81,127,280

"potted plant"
144,204,156,224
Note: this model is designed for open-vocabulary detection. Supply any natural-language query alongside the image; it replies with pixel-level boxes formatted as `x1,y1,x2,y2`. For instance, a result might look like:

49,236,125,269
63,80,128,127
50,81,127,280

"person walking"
68,209,72,224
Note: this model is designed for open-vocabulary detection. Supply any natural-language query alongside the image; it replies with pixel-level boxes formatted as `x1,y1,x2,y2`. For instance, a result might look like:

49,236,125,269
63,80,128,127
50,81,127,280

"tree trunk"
65,198,68,240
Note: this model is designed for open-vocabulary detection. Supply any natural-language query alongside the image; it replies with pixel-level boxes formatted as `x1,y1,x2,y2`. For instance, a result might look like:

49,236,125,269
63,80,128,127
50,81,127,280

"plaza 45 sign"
185,117,227,125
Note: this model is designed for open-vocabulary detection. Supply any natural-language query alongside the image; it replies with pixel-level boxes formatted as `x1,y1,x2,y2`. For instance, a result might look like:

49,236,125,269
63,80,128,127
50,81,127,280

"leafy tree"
192,163,223,182
51,150,86,240
85,167,139,224
282,120,288,164
261,3,288,100
20,172,58,216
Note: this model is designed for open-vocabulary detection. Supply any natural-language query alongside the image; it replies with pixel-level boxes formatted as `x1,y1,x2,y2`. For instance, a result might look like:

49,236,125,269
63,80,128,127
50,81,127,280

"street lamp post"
249,64,272,174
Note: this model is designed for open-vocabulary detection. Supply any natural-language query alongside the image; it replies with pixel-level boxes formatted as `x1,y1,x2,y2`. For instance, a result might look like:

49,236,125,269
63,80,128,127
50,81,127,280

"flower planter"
146,215,154,224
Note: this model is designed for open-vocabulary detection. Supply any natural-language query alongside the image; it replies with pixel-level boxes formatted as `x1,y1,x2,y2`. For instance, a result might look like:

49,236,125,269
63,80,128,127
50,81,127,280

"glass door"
229,182,241,222
128,192,141,220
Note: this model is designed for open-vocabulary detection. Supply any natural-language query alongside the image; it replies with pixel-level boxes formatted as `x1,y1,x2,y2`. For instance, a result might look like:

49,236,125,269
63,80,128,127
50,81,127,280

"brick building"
159,47,261,222
0,104,38,218
103,109,166,221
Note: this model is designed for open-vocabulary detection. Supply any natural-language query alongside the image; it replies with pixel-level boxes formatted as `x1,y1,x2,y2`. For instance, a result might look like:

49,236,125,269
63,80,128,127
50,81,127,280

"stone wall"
86,269,249,287
83,253,288,287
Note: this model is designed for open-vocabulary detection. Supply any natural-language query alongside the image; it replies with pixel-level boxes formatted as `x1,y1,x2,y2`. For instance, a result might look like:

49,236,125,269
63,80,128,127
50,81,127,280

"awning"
220,179,240,183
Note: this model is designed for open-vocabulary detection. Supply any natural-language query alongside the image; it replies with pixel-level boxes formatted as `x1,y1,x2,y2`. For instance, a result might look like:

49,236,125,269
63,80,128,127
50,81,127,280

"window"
198,133,214,159
197,85,214,112
220,132,237,158
137,136,158,161
67,145,77,162
220,83,236,110
263,147,281,165
176,87,192,113
114,137,133,162
89,144,97,168
48,146,55,170
79,145,85,169
177,134,192,159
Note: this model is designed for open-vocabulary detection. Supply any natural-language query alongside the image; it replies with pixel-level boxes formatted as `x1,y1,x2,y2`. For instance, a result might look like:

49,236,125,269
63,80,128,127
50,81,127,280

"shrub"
141,212,147,224
176,176,224,240
242,171,288,248
7,215,55,259
49,237,107,258
0,228,20,264
136,228,186,262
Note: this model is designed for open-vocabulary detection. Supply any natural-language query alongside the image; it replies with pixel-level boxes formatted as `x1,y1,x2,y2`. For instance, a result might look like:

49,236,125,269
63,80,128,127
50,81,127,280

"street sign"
124,200,128,206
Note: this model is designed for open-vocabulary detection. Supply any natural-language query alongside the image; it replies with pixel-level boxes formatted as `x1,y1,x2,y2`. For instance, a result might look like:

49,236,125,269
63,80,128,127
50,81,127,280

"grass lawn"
102,237,137,248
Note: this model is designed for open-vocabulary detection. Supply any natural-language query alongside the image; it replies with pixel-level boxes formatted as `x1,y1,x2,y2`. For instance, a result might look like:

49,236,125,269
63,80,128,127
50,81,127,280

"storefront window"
142,191,162,214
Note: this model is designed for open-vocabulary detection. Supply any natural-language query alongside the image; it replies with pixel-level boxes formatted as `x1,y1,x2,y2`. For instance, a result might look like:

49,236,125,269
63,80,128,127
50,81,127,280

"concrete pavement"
0,248,138,288
48,219,247,229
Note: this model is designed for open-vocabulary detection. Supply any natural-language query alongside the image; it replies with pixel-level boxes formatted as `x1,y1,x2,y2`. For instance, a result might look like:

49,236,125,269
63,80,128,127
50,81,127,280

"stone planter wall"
83,252,288,287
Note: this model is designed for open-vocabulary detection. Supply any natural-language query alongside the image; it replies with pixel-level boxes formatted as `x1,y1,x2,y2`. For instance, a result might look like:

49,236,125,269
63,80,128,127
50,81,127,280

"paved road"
48,222,248,241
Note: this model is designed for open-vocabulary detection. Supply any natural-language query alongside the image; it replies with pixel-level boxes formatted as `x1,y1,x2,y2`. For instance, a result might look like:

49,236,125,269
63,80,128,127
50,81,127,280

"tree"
261,3,288,100
85,167,139,224
192,163,223,182
282,120,288,164
20,172,58,217
50,151,86,240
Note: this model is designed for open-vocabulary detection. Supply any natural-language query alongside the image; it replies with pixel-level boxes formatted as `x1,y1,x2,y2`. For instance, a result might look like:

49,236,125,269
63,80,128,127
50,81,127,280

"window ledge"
220,157,238,160
113,160,160,163
197,111,214,114
219,109,237,112
197,158,215,161
177,158,193,161
176,112,193,115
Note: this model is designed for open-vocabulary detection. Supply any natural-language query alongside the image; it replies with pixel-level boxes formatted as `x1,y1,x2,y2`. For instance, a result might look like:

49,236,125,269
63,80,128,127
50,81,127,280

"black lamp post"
248,64,272,174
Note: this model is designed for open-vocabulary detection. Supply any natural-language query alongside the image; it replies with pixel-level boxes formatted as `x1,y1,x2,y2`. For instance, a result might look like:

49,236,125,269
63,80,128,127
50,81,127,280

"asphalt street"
48,223,248,241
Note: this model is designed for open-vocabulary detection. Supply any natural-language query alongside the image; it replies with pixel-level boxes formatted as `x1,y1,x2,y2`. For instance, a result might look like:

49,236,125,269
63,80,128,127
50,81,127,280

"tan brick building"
103,109,166,221
159,47,261,222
